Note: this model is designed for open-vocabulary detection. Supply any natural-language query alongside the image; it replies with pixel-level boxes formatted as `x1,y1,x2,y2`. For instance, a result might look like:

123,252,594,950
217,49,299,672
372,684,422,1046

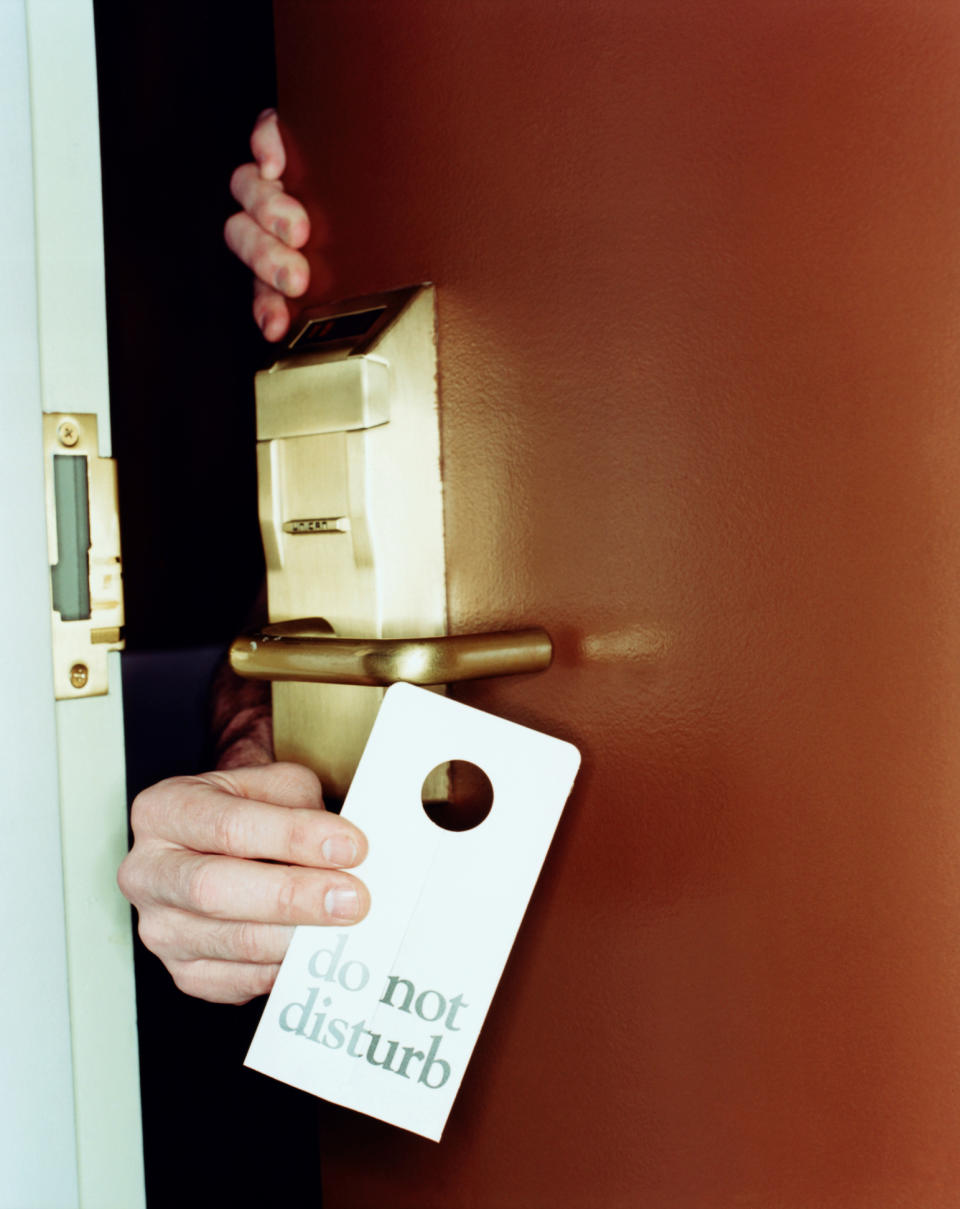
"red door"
273,3,960,1205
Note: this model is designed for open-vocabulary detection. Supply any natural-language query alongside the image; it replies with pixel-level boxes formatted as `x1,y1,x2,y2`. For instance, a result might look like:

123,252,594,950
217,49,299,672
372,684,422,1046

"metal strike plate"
43,414,124,698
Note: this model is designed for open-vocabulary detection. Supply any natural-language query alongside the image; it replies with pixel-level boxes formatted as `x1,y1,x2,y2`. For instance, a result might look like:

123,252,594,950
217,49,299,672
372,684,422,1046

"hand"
224,108,311,342
118,763,369,1004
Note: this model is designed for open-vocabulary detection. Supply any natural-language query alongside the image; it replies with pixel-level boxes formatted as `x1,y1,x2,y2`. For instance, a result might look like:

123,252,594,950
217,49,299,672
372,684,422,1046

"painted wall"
276,3,960,1205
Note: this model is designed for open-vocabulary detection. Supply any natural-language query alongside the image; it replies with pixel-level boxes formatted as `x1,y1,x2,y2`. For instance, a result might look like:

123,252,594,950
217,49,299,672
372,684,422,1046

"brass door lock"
245,286,552,796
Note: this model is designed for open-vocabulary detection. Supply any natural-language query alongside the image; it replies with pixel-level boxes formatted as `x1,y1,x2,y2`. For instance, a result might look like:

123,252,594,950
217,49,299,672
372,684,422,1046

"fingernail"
321,835,357,867
272,218,289,241
275,267,291,292
257,311,269,335
325,886,360,922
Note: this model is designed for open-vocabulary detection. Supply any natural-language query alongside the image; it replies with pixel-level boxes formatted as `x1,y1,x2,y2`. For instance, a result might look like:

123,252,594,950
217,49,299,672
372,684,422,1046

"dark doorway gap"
93,5,321,1204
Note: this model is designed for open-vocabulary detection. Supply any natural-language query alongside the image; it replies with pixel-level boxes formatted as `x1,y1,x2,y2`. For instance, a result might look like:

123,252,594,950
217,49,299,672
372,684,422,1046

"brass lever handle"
229,621,553,686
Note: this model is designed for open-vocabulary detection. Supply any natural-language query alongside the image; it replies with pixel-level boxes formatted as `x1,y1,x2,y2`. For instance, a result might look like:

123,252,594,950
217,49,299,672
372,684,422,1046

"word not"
381,976,467,1032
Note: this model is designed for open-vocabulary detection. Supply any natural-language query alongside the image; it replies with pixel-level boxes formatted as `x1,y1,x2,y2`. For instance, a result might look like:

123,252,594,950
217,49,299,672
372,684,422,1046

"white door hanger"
246,682,581,1140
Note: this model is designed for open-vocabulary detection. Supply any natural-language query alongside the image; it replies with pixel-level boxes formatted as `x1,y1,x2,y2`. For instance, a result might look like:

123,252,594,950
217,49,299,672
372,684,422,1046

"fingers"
149,849,368,926
253,278,291,343
130,763,366,867
139,909,294,965
226,108,314,343
250,107,285,181
229,163,310,249
168,959,281,1006
119,761,372,1003
134,785,366,870
224,211,310,298
196,761,325,809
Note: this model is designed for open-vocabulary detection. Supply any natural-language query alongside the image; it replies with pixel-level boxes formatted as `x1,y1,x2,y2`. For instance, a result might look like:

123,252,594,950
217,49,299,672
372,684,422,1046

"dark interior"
93,4,319,1202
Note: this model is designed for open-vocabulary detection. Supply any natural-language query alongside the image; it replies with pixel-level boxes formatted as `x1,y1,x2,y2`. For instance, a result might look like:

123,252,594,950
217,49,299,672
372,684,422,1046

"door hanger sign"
246,682,581,1141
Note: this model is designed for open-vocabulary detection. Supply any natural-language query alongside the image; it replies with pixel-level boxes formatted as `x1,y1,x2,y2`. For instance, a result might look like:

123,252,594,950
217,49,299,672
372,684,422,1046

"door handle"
230,620,552,686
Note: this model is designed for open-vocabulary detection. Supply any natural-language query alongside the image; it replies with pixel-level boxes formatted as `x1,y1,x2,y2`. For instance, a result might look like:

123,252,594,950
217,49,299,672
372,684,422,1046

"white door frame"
1,2,144,1205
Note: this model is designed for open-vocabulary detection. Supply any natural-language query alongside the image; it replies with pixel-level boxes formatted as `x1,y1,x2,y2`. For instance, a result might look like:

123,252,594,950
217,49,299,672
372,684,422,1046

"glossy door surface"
273,3,960,1205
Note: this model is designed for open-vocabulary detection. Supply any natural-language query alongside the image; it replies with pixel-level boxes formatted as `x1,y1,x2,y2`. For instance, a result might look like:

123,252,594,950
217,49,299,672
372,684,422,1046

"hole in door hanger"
421,760,494,833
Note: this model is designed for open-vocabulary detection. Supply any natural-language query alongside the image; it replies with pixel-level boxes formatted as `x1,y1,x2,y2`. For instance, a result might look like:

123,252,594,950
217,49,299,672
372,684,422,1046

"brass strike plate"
43,413,124,699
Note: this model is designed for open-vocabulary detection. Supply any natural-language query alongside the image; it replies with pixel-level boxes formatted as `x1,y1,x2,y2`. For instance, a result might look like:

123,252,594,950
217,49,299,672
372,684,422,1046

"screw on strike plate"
57,421,80,448
69,663,89,689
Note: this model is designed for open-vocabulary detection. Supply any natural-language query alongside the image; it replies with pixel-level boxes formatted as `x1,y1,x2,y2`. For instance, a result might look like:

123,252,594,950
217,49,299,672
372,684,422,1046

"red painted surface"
274,3,960,1205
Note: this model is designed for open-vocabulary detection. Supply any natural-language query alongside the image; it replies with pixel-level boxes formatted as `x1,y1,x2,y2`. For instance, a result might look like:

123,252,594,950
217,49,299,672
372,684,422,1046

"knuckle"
170,961,204,998
232,921,262,964
235,964,280,1004
129,786,159,835
211,802,243,856
172,959,274,1005
130,775,197,839
117,853,147,905
285,816,315,865
275,869,308,923
248,964,279,999
136,911,169,957
224,974,263,1006
185,860,217,916
279,761,323,801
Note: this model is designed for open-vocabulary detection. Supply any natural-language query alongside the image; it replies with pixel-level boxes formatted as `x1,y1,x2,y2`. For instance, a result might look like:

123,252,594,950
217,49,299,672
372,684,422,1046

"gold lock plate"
255,286,446,795
43,413,124,698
